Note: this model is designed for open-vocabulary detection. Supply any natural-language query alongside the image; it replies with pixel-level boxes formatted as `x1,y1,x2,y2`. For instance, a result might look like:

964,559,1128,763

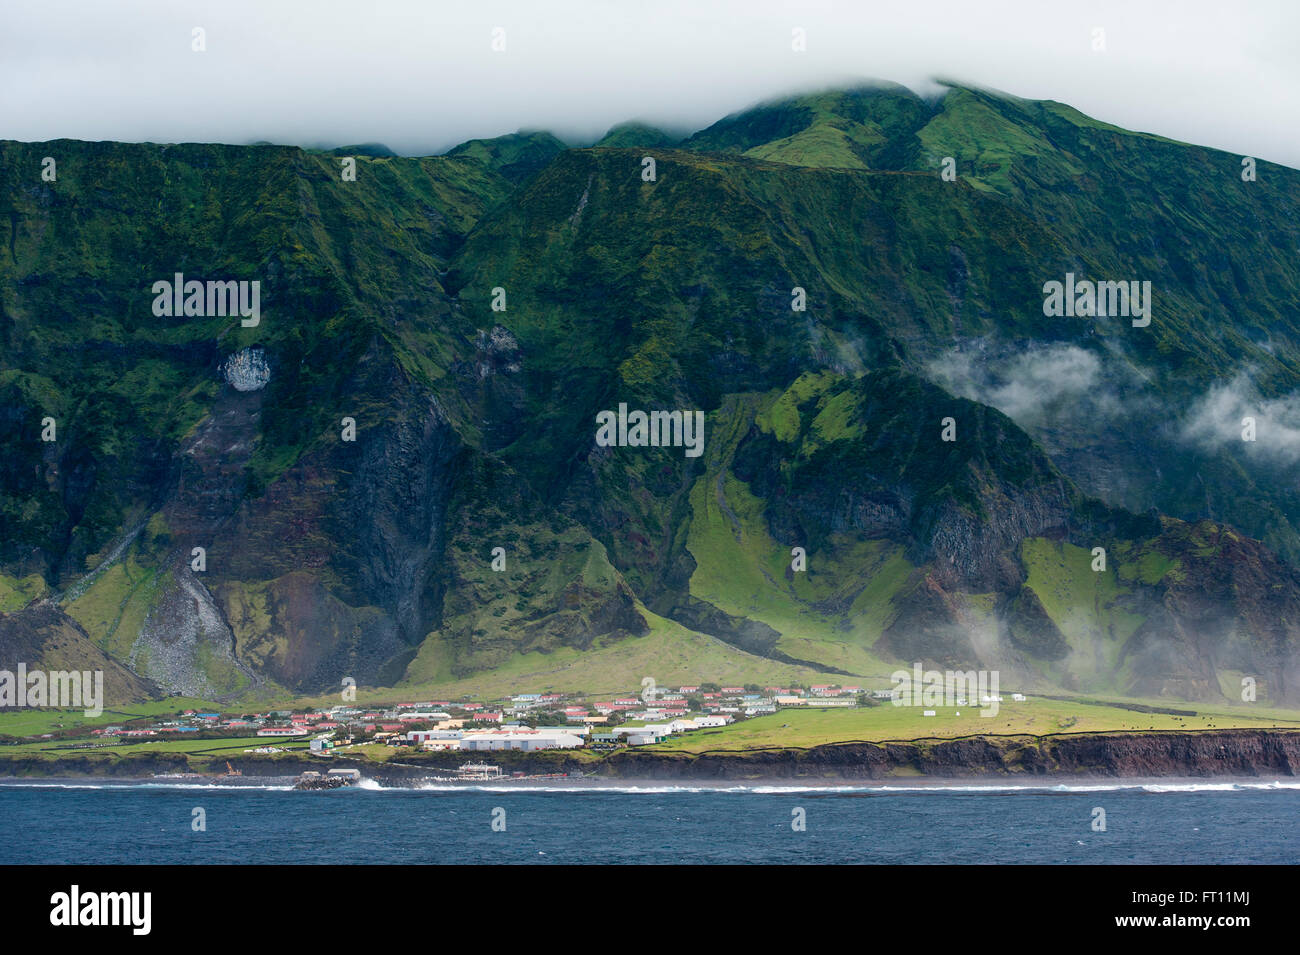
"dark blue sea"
2,778,1298,864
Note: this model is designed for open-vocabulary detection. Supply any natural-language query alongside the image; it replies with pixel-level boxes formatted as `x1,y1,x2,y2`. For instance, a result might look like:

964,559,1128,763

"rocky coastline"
3,729,1298,784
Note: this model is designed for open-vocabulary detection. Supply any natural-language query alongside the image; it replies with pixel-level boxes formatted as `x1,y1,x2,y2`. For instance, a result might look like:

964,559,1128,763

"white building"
612,726,670,745
459,729,584,752
693,715,732,728
406,729,463,744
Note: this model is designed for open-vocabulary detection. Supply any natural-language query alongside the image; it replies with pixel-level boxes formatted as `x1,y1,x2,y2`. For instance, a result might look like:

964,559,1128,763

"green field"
338,607,846,703
647,697,1300,754
0,732,311,759
0,697,227,739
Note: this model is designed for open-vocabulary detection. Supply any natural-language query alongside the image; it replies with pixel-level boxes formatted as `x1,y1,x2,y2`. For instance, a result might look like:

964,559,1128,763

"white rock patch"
222,347,271,391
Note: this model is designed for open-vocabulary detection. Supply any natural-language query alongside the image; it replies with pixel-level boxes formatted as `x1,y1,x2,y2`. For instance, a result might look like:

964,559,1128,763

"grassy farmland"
646,697,1300,754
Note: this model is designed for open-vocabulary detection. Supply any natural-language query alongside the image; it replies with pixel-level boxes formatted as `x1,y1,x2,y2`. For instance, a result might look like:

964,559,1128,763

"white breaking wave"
5,779,1298,795
390,780,1300,795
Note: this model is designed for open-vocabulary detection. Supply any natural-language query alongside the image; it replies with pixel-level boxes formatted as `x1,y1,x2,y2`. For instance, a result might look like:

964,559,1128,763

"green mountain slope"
595,123,680,150
3,83,1300,706
685,83,1300,562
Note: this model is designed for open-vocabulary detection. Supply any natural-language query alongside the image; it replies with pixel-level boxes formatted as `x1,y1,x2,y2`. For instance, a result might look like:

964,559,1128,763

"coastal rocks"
2,730,1298,783
597,729,1300,780
1043,731,1300,778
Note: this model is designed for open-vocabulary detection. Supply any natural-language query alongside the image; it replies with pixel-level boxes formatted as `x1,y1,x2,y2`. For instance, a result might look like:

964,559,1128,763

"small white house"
694,715,732,728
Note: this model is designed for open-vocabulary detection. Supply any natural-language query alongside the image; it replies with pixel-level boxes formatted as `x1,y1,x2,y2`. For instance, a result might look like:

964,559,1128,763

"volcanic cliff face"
732,370,1076,594
3,84,1300,702
595,730,1300,780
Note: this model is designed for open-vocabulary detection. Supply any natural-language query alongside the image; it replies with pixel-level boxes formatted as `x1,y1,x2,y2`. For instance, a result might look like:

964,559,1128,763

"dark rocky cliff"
598,729,1300,780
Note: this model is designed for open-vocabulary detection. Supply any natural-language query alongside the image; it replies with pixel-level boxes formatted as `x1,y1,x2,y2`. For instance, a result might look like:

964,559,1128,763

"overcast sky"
2,1,1297,167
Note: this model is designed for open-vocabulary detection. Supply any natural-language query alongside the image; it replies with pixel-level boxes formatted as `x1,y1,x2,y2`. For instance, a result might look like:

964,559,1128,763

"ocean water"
2,779,1298,864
